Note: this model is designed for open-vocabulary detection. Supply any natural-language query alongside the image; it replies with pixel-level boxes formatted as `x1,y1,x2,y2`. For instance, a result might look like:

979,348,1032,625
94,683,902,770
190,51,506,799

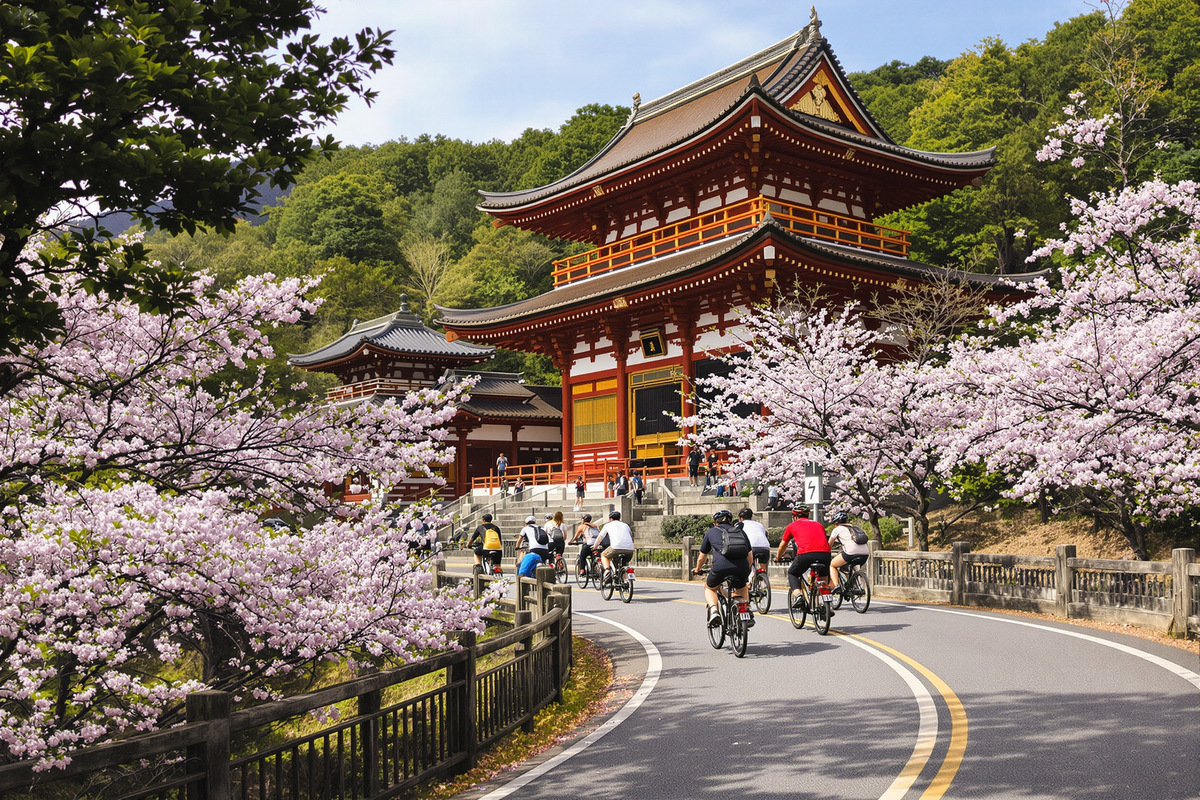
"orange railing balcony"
327,378,414,404
551,196,910,287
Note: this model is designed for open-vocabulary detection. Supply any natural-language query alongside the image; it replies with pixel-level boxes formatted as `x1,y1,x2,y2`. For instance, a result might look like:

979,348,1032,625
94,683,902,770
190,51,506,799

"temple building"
438,9,1035,478
288,300,562,499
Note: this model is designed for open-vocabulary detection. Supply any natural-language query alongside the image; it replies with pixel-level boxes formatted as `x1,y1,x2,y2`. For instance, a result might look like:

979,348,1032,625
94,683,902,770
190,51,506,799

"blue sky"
310,0,1091,146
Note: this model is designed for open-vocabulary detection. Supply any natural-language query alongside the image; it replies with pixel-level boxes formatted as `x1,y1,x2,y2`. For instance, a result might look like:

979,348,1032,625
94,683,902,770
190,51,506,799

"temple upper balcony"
550,196,909,288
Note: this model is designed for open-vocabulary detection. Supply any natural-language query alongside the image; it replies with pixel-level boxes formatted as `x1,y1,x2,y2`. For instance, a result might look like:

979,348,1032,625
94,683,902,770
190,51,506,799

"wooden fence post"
1171,548,1196,637
186,691,231,800
1055,545,1077,618
682,537,693,581
358,687,381,797
951,541,971,606
535,565,556,617
551,585,573,669
548,598,567,703
448,632,478,772
514,610,535,733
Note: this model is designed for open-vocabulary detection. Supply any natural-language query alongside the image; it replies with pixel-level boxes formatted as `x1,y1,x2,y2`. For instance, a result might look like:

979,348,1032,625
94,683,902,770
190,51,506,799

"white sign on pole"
804,476,823,506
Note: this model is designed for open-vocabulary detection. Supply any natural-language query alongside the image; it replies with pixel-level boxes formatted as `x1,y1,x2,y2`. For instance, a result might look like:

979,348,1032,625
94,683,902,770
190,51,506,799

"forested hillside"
147,0,1200,398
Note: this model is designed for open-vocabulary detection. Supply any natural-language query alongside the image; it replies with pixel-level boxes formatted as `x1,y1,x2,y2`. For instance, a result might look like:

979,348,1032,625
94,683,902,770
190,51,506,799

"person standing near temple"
614,471,629,497
573,474,586,511
495,452,509,494
687,448,702,487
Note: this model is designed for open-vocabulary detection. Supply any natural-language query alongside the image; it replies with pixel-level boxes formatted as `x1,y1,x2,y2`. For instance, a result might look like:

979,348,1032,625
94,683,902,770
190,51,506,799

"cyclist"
827,511,870,589
516,514,551,574
466,513,504,571
570,513,600,572
776,507,832,596
738,508,772,572
694,509,754,627
595,510,634,578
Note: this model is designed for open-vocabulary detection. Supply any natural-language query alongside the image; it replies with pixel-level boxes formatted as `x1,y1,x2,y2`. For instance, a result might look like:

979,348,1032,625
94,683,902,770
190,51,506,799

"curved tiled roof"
479,16,993,212
289,308,493,368
438,221,1041,330
440,369,562,420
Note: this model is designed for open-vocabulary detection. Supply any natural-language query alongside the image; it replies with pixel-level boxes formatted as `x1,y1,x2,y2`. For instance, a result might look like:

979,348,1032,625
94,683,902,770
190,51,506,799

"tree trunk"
1118,504,1150,561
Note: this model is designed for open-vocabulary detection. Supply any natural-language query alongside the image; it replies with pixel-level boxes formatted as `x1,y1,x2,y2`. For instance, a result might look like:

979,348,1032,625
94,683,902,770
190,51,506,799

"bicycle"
830,559,871,613
786,563,834,635
472,550,504,578
550,550,569,584
748,558,771,614
600,553,635,603
576,547,602,588
696,568,751,658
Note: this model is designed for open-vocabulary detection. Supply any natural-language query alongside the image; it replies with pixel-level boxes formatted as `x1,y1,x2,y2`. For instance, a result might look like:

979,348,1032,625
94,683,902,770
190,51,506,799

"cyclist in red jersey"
776,508,832,592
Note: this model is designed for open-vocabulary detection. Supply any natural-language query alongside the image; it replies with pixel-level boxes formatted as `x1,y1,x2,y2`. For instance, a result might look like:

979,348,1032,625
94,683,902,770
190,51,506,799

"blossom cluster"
0,243,489,767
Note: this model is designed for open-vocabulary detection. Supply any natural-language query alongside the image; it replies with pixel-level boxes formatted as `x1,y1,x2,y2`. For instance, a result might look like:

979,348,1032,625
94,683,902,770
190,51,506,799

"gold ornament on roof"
790,72,842,123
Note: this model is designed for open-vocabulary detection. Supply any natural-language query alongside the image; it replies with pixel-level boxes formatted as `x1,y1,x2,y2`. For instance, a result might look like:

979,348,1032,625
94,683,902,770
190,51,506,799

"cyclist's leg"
830,552,848,588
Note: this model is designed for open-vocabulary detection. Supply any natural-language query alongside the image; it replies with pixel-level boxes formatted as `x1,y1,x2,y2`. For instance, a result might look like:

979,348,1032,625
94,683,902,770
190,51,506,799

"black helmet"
481,513,493,523
830,511,850,525
738,508,753,520
608,510,621,520
582,514,592,522
713,509,733,524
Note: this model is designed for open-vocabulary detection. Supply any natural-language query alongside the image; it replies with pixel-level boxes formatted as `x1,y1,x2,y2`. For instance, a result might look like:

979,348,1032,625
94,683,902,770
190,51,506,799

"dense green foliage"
850,0,1200,273
147,105,630,394
0,0,393,355
660,514,714,543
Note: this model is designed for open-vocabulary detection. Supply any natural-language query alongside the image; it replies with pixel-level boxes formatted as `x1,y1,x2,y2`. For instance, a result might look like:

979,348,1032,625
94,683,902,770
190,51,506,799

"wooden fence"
0,568,570,800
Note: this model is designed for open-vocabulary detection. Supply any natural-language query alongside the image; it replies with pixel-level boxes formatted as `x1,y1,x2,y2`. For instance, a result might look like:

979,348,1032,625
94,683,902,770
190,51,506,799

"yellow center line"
669,595,967,799
841,633,968,800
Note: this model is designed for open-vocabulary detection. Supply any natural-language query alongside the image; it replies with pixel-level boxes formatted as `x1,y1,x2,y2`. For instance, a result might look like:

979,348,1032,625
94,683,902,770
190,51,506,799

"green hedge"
660,515,712,542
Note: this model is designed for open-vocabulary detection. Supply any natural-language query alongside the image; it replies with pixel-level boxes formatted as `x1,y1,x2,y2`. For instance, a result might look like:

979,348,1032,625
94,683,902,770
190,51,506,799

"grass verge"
404,635,614,799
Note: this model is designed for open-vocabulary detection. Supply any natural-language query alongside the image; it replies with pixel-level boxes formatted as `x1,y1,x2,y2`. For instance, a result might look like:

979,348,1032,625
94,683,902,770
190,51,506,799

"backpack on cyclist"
849,525,869,545
482,524,502,551
718,523,750,560
534,526,549,547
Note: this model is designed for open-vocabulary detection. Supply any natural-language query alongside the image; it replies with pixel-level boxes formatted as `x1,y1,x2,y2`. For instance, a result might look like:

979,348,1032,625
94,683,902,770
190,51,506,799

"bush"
878,516,904,549
766,527,786,547
661,514,713,542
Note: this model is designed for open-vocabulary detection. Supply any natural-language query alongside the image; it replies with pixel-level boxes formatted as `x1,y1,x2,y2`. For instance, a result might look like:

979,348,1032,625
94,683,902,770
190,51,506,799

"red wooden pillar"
615,348,629,461
509,424,520,465
560,376,573,471
674,309,696,467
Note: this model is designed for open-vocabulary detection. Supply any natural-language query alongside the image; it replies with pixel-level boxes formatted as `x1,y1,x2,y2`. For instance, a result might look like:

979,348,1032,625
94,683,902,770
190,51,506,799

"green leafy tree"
516,104,629,189
273,172,403,263
410,169,488,259
0,0,393,354
848,56,949,143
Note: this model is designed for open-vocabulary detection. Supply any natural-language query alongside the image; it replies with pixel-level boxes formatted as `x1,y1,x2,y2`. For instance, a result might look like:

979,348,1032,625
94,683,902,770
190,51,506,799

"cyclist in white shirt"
738,508,772,570
596,510,634,576
827,510,870,589
569,513,600,572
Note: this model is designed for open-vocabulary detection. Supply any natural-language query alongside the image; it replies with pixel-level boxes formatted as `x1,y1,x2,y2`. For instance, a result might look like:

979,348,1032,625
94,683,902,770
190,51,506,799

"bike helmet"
738,508,753,520
582,514,592,522
608,510,621,520
525,515,537,524
712,509,733,524
791,507,807,517
830,511,851,525
481,513,493,523
545,513,553,520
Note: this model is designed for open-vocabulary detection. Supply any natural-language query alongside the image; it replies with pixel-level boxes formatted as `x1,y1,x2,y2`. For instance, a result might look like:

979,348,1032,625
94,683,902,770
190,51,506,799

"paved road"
461,577,1200,800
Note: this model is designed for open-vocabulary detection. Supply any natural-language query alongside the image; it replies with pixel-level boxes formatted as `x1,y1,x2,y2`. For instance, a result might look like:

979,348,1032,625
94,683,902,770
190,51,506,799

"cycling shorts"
481,548,503,566
838,552,868,567
550,538,565,556
706,562,750,589
752,547,771,565
789,551,832,579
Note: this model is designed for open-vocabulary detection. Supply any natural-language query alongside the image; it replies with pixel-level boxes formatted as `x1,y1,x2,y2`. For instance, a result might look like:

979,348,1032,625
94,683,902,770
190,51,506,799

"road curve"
465,578,1200,800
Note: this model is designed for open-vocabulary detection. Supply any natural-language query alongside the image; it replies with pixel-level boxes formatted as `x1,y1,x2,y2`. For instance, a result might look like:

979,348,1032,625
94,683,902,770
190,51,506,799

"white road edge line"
836,634,940,800
880,602,1200,690
477,611,663,799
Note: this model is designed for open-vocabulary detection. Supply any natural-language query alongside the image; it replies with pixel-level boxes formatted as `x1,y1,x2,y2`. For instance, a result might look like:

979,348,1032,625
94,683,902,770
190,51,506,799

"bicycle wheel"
619,574,634,603
788,587,807,629
600,570,615,601
812,588,832,635
554,556,568,584
850,570,871,613
751,571,771,614
576,561,589,588
730,603,748,658
706,603,725,649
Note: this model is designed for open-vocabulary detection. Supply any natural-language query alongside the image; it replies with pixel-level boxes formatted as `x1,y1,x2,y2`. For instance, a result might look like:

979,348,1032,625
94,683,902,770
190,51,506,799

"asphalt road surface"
458,576,1200,800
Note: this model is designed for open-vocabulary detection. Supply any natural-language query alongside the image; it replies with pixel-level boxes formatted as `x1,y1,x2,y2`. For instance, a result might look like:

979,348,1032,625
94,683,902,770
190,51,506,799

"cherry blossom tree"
0,239,488,768
680,284,981,548
940,176,1200,559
